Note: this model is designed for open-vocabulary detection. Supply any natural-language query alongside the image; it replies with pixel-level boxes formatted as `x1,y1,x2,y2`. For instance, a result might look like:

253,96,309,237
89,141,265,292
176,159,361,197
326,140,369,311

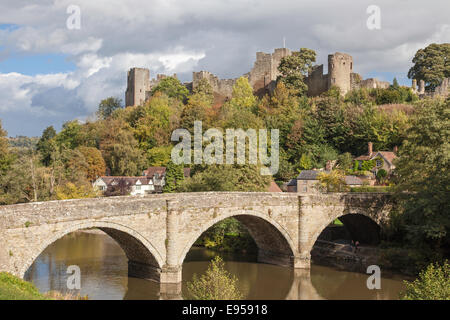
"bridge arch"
177,210,297,268
307,210,382,256
20,221,164,281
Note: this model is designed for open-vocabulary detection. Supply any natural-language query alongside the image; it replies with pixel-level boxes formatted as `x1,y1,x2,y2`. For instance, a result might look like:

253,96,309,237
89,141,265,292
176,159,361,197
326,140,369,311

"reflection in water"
24,231,405,300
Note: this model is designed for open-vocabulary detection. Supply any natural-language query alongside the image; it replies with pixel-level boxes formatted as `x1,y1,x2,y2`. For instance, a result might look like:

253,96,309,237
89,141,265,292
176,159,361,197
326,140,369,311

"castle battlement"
125,49,397,107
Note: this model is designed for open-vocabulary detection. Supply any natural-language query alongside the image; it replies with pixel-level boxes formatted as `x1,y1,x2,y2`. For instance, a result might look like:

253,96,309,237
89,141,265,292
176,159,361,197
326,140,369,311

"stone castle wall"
125,49,404,107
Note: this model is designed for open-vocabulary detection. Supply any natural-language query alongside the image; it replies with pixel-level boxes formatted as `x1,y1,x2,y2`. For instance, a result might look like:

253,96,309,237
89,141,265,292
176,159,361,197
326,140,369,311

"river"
24,231,406,300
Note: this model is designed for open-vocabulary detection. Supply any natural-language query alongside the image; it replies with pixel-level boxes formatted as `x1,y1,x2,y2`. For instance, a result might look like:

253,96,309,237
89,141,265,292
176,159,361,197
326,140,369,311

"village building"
94,166,191,196
354,142,398,174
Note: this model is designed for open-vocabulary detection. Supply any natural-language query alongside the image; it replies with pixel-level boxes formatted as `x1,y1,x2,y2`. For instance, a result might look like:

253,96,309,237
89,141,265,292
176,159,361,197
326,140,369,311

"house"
344,175,364,187
354,142,398,174
94,166,191,196
93,176,155,196
295,170,323,194
287,160,363,194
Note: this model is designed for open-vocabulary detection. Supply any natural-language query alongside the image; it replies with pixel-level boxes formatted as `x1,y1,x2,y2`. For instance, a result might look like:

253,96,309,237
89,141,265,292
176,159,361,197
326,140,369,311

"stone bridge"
0,192,392,289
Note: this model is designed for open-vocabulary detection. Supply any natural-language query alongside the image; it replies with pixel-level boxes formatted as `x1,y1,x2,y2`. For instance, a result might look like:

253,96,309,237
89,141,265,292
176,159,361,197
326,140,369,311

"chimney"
393,146,398,154
325,160,333,172
368,142,373,155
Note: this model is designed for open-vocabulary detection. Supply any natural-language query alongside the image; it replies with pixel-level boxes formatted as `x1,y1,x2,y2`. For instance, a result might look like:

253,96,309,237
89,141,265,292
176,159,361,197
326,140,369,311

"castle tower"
328,53,353,95
125,68,150,107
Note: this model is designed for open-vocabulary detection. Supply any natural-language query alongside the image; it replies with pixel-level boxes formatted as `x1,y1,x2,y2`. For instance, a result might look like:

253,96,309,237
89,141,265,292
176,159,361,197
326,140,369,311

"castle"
125,48,448,107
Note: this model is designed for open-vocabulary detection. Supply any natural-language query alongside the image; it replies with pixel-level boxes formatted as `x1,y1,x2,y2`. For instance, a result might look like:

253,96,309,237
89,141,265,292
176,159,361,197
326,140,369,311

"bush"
400,261,450,300
186,256,243,300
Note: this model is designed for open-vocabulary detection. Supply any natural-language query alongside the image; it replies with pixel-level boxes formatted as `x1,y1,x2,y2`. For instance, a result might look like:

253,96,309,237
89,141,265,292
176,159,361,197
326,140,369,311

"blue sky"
0,1,449,137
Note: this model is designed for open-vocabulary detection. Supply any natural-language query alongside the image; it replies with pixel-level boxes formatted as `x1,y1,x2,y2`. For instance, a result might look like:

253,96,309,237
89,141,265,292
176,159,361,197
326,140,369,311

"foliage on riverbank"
194,218,257,253
400,261,450,300
0,272,87,300
0,272,47,300
186,256,243,300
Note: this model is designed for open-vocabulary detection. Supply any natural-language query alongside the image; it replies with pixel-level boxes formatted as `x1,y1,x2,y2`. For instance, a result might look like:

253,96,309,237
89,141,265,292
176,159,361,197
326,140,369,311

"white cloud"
0,0,449,135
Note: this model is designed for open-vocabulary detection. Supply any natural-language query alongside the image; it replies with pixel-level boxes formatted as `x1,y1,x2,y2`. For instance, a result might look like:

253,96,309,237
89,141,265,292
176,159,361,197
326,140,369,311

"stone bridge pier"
0,192,392,294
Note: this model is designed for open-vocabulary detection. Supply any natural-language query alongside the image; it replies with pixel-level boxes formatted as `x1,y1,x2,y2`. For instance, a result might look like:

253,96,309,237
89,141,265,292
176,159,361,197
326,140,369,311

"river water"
24,231,406,300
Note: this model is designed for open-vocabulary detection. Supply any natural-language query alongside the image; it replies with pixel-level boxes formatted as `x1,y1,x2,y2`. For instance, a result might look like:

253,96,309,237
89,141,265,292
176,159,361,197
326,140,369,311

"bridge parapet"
0,192,393,284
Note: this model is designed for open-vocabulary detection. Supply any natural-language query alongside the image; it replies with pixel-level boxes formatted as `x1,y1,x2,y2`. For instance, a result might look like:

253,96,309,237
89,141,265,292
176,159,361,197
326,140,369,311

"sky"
0,0,449,137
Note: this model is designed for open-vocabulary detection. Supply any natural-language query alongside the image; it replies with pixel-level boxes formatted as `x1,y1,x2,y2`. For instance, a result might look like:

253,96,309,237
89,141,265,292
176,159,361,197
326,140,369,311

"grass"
0,272,88,300
0,272,48,300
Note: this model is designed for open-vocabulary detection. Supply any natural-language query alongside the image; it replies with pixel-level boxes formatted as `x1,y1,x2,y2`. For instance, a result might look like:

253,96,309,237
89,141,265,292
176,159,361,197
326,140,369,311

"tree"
55,182,99,200
56,121,83,150
151,77,189,101
100,126,146,176
278,48,316,95
316,170,349,192
298,153,312,170
178,165,270,192
186,256,243,300
76,146,106,182
0,120,12,173
376,168,387,184
97,97,122,119
163,161,185,193
146,146,172,167
337,153,353,171
193,78,214,104
36,126,57,166
400,261,450,300
229,77,257,109
394,98,450,249
407,43,450,90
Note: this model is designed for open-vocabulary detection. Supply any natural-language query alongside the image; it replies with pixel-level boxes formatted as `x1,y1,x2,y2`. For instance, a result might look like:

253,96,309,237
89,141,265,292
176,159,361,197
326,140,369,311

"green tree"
400,261,450,300
100,126,146,176
337,153,353,171
407,43,450,90
0,120,12,173
56,121,83,150
298,153,312,170
394,98,450,248
186,256,243,300
316,170,349,192
229,77,257,109
146,146,172,166
163,161,185,193
278,48,316,96
36,126,57,166
97,97,122,119
151,77,189,101
376,168,387,184
178,165,270,192
193,78,214,104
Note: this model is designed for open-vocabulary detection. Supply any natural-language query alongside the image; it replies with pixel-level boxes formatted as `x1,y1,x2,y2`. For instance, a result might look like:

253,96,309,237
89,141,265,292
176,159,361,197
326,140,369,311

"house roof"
267,181,282,192
377,152,396,165
355,151,397,165
344,175,363,185
98,176,152,186
287,178,297,186
297,170,323,180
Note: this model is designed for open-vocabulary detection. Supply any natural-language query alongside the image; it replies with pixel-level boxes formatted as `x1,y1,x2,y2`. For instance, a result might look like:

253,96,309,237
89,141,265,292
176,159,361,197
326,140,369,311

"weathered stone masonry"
0,192,392,286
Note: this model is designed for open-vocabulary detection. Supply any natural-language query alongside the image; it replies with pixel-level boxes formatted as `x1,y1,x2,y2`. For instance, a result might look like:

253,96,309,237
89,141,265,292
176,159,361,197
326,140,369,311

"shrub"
186,256,243,300
400,261,450,300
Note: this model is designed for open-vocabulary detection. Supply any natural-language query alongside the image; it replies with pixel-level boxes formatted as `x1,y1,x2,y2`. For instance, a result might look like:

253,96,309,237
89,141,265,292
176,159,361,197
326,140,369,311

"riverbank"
0,272,88,300
0,272,48,300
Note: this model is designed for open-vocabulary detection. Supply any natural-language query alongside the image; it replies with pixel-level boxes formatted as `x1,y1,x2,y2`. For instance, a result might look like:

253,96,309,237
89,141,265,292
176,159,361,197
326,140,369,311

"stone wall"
125,68,150,107
125,49,395,103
